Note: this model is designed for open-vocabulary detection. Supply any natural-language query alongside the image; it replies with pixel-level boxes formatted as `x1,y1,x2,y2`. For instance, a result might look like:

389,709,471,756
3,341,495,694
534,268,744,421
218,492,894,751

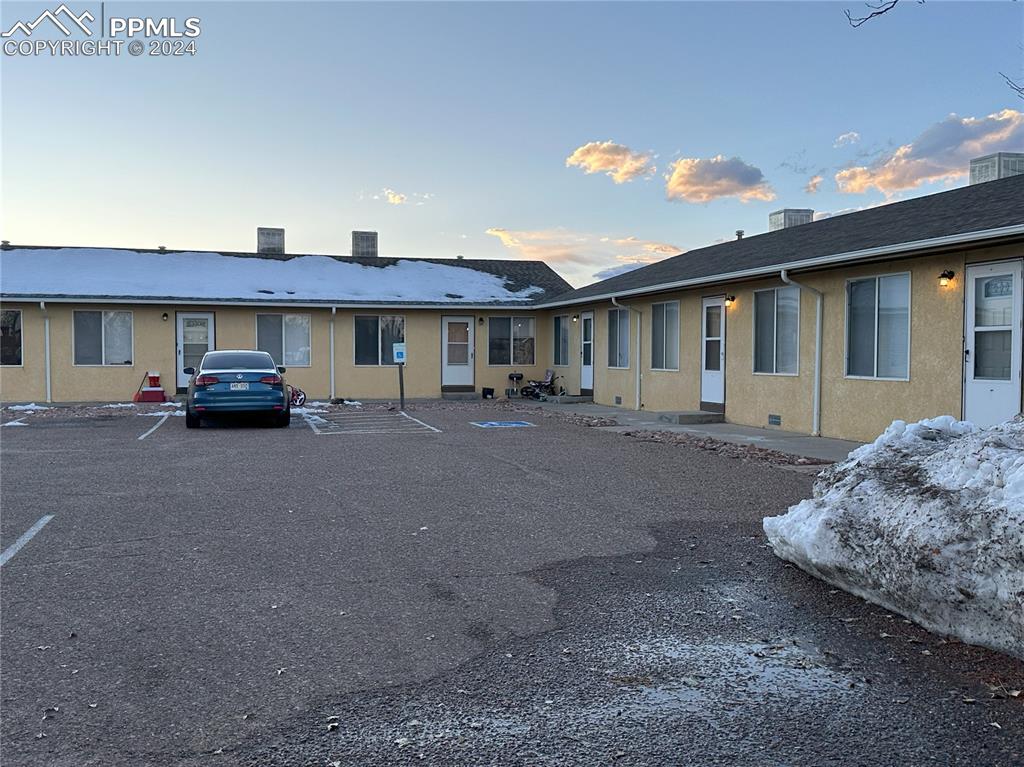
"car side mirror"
183,367,195,375
277,366,286,373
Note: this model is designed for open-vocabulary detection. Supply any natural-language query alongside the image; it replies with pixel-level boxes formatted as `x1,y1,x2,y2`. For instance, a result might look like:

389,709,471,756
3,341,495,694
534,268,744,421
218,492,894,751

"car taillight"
195,374,219,386
259,374,282,385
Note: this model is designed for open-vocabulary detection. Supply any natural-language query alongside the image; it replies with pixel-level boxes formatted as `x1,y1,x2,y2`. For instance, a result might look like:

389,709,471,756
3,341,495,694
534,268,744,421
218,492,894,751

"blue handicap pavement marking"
470,420,536,428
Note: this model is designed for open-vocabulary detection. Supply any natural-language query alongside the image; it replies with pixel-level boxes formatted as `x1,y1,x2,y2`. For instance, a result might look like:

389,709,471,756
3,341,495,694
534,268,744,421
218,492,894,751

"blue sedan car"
183,350,290,429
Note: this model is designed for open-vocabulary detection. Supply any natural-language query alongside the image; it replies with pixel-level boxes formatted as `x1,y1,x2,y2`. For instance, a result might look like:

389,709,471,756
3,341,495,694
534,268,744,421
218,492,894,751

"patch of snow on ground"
1,248,545,303
3,419,28,426
6,403,49,411
343,400,363,407
764,415,1024,659
101,403,136,408
138,410,185,417
290,407,327,415
159,402,179,407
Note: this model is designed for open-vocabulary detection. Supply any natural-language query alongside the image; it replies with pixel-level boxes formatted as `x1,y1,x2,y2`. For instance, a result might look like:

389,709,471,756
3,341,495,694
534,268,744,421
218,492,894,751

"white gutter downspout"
39,301,52,403
329,306,337,400
611,297,643,410
780,270,821,436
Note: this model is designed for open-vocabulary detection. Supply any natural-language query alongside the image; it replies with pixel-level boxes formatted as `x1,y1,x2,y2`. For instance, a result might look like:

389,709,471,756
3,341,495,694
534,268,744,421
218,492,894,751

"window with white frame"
354,315,405,365
257,314,311,366
488,317,535,365
553,315,570,366
651,301,679,370
607,308,629,368
1,309,22,366
846,274,910,378
754,287,800,374
73,310,133,366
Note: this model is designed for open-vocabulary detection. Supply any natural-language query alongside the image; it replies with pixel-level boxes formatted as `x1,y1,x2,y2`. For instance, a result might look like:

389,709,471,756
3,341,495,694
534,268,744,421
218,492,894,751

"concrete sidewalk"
532,401,861,463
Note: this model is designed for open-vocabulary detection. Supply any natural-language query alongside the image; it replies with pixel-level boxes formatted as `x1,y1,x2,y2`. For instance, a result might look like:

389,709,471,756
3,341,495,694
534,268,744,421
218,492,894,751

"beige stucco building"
2,176,1022,443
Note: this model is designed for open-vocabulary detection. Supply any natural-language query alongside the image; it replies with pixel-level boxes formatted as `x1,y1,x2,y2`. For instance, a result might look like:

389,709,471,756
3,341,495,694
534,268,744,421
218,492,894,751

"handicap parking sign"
392,343,406,363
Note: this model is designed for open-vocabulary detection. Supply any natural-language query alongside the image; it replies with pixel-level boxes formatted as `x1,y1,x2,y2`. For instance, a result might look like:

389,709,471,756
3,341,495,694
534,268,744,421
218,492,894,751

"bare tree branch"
845,0,902,28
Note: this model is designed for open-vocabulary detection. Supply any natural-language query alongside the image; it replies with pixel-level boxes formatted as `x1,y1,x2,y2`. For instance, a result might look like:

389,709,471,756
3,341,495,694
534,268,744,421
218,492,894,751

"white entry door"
580,312,594,393
964,260,1023,427
701,297,725,410
176,312,215,388
441,316,474,388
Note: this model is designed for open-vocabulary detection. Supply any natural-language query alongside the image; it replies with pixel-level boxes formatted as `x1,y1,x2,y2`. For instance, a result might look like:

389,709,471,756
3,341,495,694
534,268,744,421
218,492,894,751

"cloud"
833,131,861,148
565,141,656,184
593,263,647,280
372,188,432,206
664,155,775,203
813,198,896,221
485,227,680,286
805,174,824,194
834,109,1024,195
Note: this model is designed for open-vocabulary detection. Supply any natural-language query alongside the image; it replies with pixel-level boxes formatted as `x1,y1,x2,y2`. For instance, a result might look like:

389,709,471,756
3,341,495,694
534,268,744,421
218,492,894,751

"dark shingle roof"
547,174,1024,305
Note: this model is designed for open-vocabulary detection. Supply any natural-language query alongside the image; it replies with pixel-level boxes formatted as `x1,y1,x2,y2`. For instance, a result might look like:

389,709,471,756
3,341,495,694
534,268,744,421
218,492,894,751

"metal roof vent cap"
735,230,744,240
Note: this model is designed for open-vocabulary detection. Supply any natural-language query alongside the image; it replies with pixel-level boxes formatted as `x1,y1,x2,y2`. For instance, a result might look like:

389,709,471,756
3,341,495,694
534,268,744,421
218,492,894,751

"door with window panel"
580,312,594,394
177,313,215,388
700,297,725,409
441,316,474,388
964,261,1022,427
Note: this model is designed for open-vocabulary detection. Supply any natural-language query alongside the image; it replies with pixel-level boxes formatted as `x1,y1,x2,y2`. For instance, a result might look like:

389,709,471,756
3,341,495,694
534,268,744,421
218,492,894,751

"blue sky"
2,1,1023,285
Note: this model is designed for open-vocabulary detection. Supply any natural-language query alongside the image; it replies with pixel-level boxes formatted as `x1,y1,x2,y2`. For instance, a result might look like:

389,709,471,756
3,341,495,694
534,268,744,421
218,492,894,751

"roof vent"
352,230,378,258
735,230,744,240
157,245,167,251
257,227,285,254
0,240,10,250
457,254,464,259
768,209,814,231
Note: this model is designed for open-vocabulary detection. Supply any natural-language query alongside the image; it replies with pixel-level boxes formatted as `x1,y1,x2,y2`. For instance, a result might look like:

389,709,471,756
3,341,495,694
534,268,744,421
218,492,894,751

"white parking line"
137,414,170,441
0,515,55,567
304,410,441,435
400,412,442,432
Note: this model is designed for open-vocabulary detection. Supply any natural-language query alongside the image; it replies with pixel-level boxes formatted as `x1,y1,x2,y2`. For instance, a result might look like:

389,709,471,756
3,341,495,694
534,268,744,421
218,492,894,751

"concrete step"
441,391,481,401
657,410,725,425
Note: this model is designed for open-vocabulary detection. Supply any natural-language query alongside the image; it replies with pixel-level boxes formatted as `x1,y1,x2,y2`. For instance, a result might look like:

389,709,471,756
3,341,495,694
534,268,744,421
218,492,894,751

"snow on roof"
0,248,546,304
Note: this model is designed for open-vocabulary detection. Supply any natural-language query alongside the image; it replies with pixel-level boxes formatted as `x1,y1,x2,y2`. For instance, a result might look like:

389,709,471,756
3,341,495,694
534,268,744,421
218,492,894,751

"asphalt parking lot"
1,405,1022,766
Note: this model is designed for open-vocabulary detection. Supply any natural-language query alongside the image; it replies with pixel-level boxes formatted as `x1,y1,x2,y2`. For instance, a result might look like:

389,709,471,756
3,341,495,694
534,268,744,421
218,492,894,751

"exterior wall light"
939,270,955,287
478,317,485,325
161,312,169,321
572,314,579,322
724,295,736,307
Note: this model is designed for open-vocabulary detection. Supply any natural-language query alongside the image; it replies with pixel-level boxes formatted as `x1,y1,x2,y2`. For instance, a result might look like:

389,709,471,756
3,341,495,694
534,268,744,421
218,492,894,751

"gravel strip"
620,428,833,466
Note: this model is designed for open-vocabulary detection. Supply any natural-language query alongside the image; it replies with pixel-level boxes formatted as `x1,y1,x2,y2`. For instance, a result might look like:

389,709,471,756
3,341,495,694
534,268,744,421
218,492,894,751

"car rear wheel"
185,410,201,429
272,409,290,428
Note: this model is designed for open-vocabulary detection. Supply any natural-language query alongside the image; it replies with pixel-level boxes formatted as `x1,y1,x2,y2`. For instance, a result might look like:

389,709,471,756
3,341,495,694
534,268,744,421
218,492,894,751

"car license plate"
230,382,249,391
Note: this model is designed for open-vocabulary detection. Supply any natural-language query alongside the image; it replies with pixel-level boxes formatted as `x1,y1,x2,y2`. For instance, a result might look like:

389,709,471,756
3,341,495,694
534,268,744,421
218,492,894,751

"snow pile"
3,419,28,427
137,410,185,417
0,248,544,304
101,403,136,408
6,403,49,411
764,415,1024,659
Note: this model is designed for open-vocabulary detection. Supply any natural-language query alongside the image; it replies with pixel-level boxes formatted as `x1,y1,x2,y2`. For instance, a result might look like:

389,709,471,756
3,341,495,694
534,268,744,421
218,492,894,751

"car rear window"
201,351,276,370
